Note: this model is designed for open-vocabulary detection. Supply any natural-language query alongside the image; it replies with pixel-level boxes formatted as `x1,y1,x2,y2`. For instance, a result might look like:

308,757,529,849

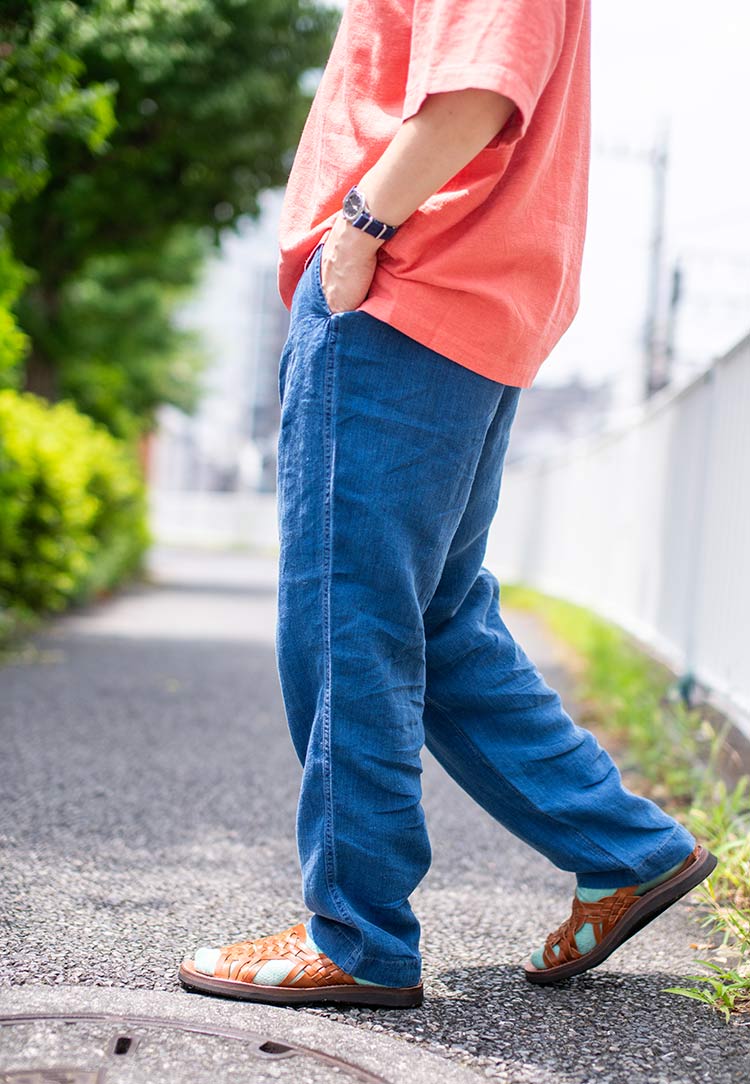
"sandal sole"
178,960,424,1008
523,844,717,985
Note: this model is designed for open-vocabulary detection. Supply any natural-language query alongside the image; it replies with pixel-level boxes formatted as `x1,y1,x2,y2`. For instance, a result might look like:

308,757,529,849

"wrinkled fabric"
278,0,591,388
274,246,696,986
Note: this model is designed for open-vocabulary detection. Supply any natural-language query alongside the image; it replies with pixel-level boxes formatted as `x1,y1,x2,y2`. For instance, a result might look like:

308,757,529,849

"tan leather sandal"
179,921,423,1007
523,843,717,984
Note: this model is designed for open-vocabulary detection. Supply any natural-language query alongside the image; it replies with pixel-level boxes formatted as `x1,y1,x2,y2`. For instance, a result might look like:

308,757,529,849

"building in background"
506,376,613,464
247,255,289,492
150,188,288,495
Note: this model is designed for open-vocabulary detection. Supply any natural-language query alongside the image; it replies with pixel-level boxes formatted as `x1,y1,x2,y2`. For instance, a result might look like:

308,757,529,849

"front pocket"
314,243,333,316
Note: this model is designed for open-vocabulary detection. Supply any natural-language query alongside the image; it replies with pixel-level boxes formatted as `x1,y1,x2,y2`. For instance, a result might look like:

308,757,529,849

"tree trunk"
23,347,59,401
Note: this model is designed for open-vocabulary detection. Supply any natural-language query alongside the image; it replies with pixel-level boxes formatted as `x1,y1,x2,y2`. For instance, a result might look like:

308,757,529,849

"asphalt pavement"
1,546,747,1083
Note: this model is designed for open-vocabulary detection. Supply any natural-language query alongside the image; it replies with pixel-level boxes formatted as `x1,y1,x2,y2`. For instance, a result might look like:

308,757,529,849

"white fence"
487,331,750,736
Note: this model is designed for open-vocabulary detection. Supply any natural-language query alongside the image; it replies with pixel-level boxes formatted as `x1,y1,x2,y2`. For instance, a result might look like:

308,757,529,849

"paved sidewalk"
1,547,747,1083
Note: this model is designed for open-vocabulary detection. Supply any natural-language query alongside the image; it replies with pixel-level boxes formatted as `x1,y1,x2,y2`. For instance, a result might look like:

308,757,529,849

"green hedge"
0,389,150,623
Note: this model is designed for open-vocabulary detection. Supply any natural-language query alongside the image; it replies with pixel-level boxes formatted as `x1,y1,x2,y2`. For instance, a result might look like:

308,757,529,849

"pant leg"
275,245,507,986
422,392,696,889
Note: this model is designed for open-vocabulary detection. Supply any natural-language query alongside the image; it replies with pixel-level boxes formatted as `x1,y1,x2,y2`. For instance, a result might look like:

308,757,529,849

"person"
179,0,715,1007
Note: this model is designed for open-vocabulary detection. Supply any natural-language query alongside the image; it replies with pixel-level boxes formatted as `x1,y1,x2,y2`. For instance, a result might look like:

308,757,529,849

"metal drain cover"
0,1013,385,1084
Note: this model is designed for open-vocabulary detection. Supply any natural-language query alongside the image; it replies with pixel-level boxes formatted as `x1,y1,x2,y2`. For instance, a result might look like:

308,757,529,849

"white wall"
488,331,750,737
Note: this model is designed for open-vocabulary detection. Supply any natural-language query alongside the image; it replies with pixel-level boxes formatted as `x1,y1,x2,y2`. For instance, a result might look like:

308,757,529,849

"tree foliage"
2,0,338,431
54,229,207,437
0,0,114,385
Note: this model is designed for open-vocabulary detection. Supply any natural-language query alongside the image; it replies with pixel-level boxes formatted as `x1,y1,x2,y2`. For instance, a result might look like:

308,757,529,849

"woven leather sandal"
179,921,423,1007
524,843,717,985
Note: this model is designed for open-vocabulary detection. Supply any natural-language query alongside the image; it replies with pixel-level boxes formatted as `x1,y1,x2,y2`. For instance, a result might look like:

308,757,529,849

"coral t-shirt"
277,0,591,388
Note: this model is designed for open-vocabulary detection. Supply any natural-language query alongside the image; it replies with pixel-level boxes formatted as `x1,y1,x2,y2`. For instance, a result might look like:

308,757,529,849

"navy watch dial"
343,186,366,221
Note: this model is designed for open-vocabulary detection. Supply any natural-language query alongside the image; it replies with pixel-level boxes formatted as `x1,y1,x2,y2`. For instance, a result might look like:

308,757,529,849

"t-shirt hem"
356,297,539,389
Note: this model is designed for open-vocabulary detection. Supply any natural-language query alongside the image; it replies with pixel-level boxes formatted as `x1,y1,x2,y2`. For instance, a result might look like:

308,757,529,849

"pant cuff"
308,914,422,988
576,823,697,889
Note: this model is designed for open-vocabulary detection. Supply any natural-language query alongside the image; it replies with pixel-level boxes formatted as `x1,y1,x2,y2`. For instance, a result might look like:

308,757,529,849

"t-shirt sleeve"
402,0,567,145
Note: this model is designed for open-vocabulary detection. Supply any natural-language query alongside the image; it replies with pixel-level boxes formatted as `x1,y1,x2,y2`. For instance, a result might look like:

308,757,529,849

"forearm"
360,88,517,232
319,87,517,312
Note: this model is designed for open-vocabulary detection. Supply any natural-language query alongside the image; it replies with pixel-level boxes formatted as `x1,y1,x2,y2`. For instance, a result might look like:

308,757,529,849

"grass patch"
502,582,750,1021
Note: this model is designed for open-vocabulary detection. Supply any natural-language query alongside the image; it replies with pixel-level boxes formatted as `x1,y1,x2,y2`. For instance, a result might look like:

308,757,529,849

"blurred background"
3,0,750,1039
1,0,748,728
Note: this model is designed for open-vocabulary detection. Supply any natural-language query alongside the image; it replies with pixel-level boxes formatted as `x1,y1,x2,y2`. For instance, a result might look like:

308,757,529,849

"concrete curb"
0,985,484,1084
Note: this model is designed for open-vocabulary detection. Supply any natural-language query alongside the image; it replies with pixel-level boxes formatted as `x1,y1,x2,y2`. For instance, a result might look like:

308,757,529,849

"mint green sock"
530,858,687,970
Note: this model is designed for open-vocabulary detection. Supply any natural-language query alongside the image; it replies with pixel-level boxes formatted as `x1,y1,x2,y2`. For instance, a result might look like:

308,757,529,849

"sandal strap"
541,846,702,970
215,922,358,987
542,886,640,969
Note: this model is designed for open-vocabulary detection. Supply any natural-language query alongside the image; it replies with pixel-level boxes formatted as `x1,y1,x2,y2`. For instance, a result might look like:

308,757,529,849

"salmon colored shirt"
277,0,591,388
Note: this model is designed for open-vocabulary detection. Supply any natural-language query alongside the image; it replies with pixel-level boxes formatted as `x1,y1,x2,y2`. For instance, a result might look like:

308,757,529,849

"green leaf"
664,987,713,1002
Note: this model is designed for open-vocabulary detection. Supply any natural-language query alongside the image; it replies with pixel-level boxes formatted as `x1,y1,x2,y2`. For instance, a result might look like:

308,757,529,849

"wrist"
330,211,385,254
342,181,400,243
357,170,410,231
355,194,400,234
342,216,387,251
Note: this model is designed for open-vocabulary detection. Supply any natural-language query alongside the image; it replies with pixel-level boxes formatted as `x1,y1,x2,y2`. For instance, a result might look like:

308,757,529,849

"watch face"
343,186,365,221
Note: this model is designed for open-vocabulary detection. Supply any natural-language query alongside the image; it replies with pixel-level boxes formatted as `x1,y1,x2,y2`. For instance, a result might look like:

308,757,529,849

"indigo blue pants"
275,242,696,988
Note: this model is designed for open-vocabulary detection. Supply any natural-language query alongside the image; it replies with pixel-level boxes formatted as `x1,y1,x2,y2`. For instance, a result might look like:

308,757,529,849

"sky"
327,1,750,402
540,0,750,397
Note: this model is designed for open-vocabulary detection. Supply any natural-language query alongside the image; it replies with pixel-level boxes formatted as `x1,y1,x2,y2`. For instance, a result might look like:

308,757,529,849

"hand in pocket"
319,213,382,314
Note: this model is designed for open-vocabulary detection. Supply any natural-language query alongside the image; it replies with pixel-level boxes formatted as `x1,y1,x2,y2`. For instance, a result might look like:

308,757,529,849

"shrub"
0,389,149,621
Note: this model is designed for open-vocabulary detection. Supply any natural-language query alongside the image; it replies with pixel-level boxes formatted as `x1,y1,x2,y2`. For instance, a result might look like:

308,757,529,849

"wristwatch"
342,184,400,242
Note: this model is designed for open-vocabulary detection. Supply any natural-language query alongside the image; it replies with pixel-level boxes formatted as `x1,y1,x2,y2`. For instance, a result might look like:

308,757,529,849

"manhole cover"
0,1013,388,1084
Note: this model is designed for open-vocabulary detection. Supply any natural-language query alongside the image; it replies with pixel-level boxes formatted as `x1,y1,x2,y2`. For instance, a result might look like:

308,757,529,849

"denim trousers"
275,242,696,988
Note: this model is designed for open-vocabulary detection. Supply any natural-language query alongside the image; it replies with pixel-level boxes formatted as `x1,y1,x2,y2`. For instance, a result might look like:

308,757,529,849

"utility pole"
595,127,677,404
664,260,683,369
642,129,670,399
